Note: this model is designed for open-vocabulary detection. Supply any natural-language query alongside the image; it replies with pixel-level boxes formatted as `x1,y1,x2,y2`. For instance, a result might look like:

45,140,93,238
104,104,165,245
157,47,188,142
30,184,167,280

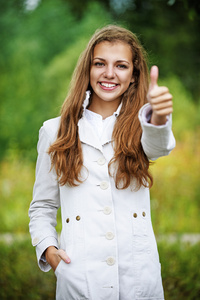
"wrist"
45,246,57,263
150,113,167,125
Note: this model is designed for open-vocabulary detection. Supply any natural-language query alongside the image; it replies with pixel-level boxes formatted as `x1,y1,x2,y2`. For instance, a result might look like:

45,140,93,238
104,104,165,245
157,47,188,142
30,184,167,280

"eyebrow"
93,57,130,65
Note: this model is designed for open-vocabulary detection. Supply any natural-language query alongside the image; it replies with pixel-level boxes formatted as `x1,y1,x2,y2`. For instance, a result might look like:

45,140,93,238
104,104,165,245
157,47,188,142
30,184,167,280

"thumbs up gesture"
147,66,173,125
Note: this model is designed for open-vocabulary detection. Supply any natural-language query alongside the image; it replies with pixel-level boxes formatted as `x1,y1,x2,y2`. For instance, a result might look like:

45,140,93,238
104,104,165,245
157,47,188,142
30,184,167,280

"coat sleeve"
29,123,60,272
138,103,176,160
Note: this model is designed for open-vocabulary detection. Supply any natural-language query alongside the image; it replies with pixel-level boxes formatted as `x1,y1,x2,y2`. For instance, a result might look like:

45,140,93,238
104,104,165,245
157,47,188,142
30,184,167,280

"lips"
99,82,119,90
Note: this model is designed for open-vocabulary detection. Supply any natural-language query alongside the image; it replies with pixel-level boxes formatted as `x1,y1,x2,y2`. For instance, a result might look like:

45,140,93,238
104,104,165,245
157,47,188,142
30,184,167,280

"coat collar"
78,91,121,152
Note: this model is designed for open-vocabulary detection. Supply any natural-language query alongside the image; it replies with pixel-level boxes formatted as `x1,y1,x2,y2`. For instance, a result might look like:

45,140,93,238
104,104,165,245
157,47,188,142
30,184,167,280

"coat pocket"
131,211,164,299
132,210,150,254
63,213,85,247
55,244,90,300
134,259,164,300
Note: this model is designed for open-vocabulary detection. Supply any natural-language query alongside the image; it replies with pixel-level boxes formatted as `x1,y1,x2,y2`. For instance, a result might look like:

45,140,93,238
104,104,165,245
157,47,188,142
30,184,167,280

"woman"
29,25,175,299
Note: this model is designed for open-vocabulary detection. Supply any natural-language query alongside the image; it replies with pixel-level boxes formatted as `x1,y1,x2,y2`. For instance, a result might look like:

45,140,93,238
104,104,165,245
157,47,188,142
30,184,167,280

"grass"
0,239,56,300
150,129,200,235
0,157,35,233
159,241,200,300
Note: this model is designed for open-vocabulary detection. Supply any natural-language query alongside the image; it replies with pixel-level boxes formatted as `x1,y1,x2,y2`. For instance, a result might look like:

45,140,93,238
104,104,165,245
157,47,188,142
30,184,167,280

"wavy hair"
48,25,153,189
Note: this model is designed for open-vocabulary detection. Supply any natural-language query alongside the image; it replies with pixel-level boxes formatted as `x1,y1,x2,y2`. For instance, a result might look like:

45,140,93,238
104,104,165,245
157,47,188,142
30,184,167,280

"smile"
99,82,119,90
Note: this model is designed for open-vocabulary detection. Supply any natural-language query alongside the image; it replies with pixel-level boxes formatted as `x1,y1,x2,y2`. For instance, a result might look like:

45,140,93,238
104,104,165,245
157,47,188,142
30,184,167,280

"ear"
130,75,135,83
130,69,135,83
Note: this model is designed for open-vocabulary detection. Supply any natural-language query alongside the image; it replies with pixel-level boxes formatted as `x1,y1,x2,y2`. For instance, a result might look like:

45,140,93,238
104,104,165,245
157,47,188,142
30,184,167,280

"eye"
117,64,128,69
94,62,104,67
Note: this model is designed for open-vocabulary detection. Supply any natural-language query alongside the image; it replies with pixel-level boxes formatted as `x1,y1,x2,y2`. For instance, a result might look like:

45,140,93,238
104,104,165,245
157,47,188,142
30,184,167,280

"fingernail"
66,258,71,263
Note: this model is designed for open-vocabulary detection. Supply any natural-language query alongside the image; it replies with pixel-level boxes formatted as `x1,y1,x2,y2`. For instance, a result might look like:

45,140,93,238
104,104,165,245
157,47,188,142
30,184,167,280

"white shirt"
84,103,122,143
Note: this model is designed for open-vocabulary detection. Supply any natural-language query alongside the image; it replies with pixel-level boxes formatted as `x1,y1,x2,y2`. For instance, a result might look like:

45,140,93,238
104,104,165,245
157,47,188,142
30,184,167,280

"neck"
88,95,121,119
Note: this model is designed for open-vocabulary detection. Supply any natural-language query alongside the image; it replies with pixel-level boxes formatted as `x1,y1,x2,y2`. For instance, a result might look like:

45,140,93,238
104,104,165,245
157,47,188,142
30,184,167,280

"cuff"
36,236,59,272
139,103,170,128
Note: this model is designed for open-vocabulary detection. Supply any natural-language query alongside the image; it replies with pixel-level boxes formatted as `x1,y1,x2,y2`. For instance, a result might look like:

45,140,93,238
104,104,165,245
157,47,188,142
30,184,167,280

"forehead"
93,41,133,61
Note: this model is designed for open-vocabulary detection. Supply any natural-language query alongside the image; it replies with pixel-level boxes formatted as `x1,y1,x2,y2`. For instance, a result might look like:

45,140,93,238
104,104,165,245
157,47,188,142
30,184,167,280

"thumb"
149,65,159,90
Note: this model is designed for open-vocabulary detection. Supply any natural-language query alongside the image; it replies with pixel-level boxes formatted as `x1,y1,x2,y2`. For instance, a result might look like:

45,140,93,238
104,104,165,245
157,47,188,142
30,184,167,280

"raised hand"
147,66,173,125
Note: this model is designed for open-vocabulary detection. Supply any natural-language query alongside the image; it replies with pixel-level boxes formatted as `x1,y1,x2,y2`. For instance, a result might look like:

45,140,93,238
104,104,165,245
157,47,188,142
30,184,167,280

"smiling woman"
29,25,175,300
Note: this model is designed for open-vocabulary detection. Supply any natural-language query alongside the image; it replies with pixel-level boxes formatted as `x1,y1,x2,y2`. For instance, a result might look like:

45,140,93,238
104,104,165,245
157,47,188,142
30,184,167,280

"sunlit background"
0,0,199,299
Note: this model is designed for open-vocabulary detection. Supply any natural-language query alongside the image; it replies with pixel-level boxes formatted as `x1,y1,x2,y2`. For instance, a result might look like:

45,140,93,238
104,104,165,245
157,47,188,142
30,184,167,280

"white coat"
29,95,175,300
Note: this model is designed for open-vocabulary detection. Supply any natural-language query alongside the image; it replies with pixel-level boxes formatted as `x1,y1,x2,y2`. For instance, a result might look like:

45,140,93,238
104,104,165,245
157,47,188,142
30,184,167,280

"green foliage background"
0,0,199,299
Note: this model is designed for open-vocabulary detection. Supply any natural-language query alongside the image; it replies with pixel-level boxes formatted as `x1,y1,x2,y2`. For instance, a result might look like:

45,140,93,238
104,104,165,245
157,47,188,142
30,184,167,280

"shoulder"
41,116,61,142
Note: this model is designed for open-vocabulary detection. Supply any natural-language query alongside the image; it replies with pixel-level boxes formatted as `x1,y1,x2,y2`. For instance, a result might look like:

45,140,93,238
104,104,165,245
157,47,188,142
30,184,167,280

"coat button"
103,206,112,215
66,218,70,223
76,215,81,221
106,257,115,266
97,157,106,165
32,237,39,246
142,212,146,217
133,213,137,218
100,181,109,190
105,232,114,240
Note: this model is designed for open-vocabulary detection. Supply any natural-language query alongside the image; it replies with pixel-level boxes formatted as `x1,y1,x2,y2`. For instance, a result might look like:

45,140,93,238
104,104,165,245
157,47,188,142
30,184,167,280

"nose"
104,65,115,79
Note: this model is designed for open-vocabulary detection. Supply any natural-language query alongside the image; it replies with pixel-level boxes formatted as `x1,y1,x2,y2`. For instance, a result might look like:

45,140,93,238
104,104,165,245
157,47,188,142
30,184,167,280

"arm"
29,125,60,271
29,122,70,272
138,66,176,160
139,104,175,160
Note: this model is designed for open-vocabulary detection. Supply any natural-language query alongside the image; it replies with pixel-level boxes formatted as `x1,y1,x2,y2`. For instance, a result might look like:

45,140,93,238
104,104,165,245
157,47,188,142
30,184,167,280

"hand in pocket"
45,246,71,271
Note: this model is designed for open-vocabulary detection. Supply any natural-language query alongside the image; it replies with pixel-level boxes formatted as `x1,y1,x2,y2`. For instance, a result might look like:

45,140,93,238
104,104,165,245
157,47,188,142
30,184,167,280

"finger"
153,107,173,116
150,92,173,105
151,100,173,112
149,86,169,98
57,249,71,264
149,65,159,90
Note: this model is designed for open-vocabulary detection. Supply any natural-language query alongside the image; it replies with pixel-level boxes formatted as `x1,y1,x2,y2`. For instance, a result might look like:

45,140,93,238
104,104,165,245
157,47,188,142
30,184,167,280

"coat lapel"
78,117,104,152
78,90,120,151
78,116,114,152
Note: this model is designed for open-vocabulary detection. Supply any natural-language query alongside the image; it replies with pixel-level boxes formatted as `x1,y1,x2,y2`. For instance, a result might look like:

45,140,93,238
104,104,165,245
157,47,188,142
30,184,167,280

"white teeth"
101,83,116,88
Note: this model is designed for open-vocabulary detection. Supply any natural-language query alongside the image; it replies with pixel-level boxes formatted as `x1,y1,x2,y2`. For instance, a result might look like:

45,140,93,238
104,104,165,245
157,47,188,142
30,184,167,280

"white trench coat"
29,97,175,300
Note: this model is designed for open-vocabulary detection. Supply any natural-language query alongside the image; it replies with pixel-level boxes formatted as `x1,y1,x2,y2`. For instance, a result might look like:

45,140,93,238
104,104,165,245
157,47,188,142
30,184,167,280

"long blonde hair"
48,25,153,189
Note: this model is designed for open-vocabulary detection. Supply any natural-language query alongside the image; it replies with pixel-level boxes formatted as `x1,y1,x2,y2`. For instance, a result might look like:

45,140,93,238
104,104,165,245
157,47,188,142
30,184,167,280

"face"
90,41,134,107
